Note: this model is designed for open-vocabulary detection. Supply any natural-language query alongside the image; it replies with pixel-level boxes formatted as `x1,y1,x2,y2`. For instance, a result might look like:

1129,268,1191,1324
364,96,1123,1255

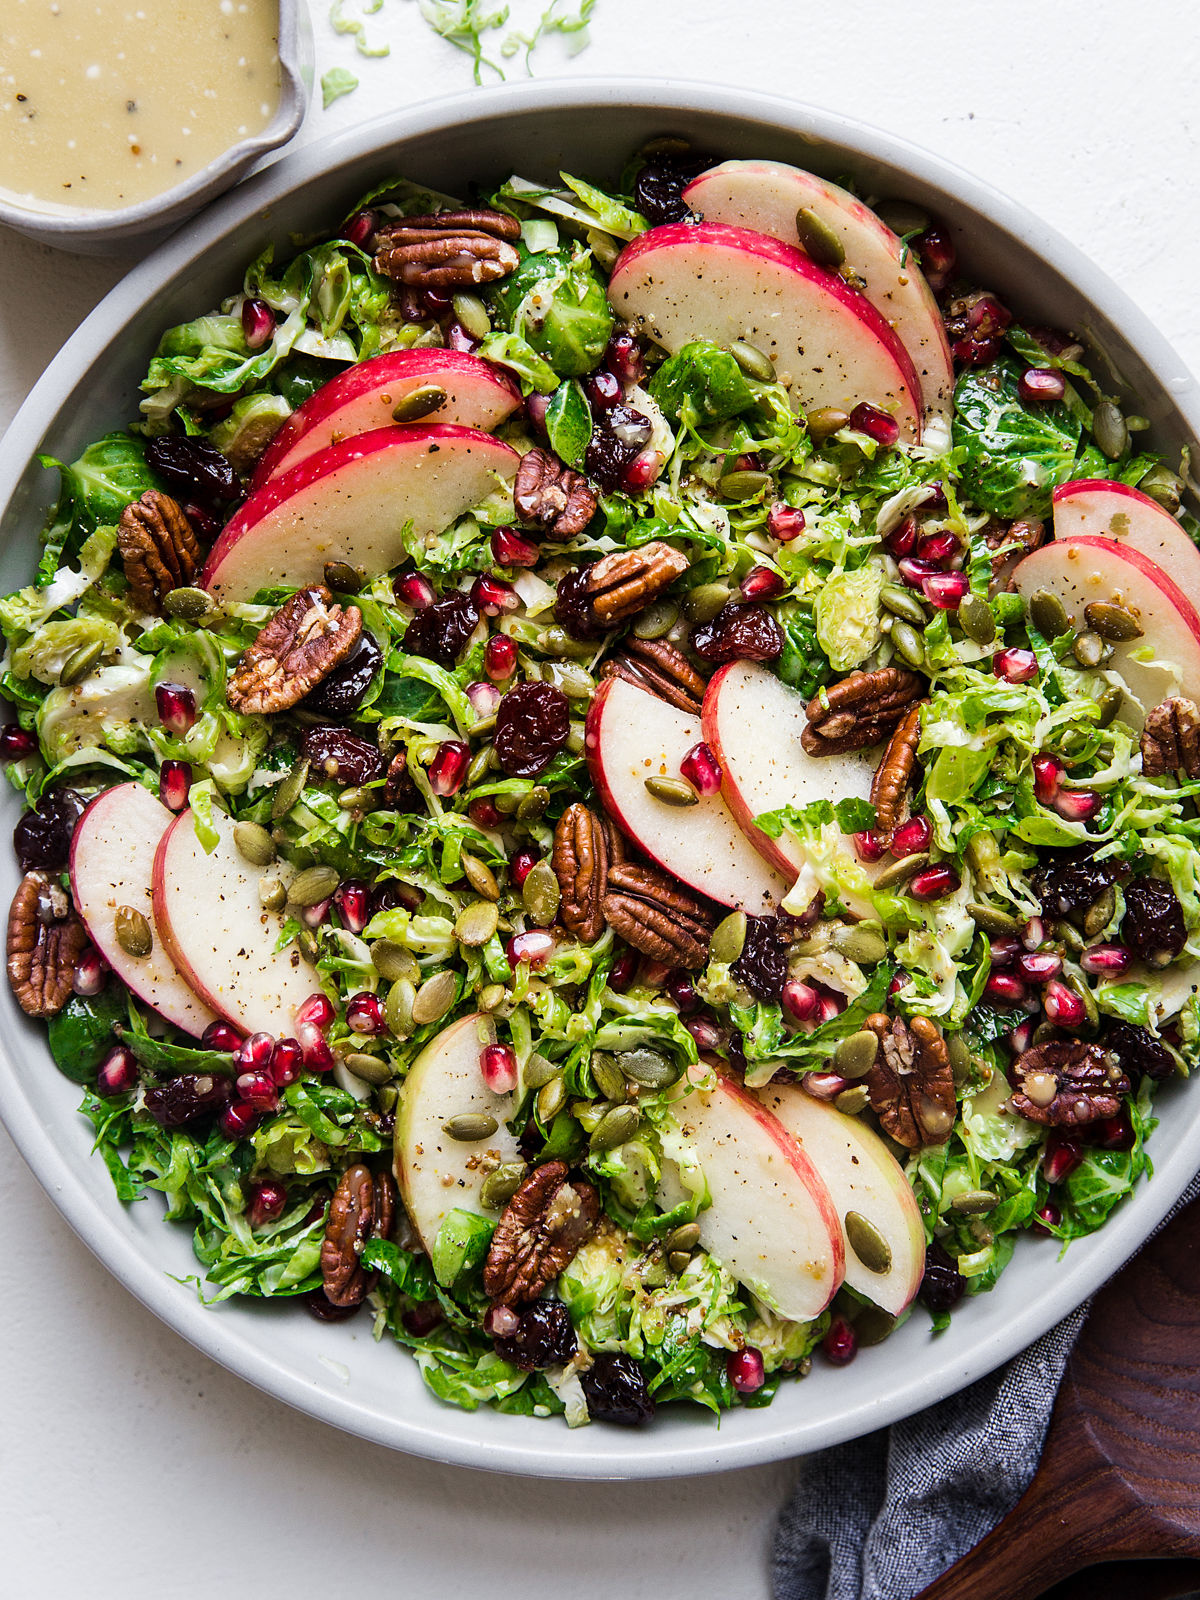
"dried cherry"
691,603,784,665
492,1300,578,1370
1121,877,1186,965
633,152,712,226
402,590,479,668
13,787,86,872
1031,847,1125,922
553,562,605,642
144,436,239,501
142,1073,233,1128
584,427,638,493
304,1288,361,1323
919,1239,966,1314
579,1351,656,1425
494,681,570,778
1104,1020,1174,1083
301,725,386,787
298,631,383,719
732,915,788,1002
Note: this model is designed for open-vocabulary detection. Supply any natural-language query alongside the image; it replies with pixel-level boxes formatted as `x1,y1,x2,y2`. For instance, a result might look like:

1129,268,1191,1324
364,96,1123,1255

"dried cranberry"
606,404,653,450
297,631,382,720
553,562,606,642
579,1351,656,1426
300,725,385,787
919,1239,966,1315
492,1300,578,1370
584,427,638,493
142,1073,233,1128
402,590,479,668
402,1301,444,1336
1121,877,1186,965
494,681,570,778
732,915,788,1002
13,786,86,872
691,603,784,665
633,151,712,225
304,1288,361,1323
1105,1020,1174,1083
1031,847,1126,923
144,436,239,501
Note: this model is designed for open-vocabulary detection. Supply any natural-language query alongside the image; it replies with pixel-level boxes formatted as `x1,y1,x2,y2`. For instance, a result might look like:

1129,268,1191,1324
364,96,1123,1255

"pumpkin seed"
60,640,104,685
667,1250,692,1275
834,1084,871,1115
480,1163,527,1210
880,583,928,626
295,927,320,965
412,969,457,1025
728,339,776,382
371,939,420,983
1138,465,1182,514
1096,684,1124,727
845,1211,893,1275
385,978,416,1037
546,661,594,699
451,292,491,340
642,1257,668,1288
591,1052,627,1102
323,561,362,593
717,469,772,500
1083,884,1116,938
522,859,561,926
114,905,152,958
343,1052,393,1086
233,820,276,866
890,619,926,669
645,775,699,807
478,983,507,1013
391,383,447,423
873,851,930,890
443,1112,498,1141
834,1029,879,1079
466,748,492,788
1066,966,1100,1025
494,791,520,815
1072,630,1108,669
957,591,996,645
1055,919,1085,954
832,925,888,965
947,1032,973,1085
805,405,850,443
967,901,1023,936
455,899,499,947
854,1307,897,1346
376,1083,399,1116
589,1103,641,1152
1084,602,1143,641
951,1188,1001,1214
874,199,929,237
536,1074,567,1122
524,1052,560,1089
664,1223,701,1255
259,876,287,912
338,786,373,811
1093,401,1129,461
683,583,732,623
566,721,587,754
535,625,595,659
711,910,747,965
272,757,310,819
516,786,550,822
795,205,845,268
1029,587,1070,640
461,853,499,902
632,599,680,640
619,1048,678,1089
163,585,215,620
288,864,339,908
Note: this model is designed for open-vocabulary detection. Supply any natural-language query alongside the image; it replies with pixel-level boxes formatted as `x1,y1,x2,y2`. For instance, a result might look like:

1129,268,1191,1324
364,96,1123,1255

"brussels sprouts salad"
5,140,1199,1429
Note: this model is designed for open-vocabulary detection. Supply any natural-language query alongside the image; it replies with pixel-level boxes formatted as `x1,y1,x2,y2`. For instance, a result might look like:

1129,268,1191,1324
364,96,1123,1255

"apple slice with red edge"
1012,535,1200,724
1052,479,1200,599
250,350,522,489
674,1069,844,1321
683,160,953,436
756,1081,925,1316
607,221,922,443
393,1011,520,1254
69,781,218,1036
201,424,519,603
152,804,316,1036
585,674,786,913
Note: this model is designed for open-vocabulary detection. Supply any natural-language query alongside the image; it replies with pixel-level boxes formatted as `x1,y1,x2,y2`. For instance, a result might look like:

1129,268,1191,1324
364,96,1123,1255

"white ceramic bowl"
1,80,1198,1480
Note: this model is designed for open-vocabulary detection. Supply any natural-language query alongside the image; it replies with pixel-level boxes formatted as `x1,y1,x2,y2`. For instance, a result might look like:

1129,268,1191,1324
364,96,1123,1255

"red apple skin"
701,661,804,880
1014,534,1200,649
250,349,521,489
1052,478,1200,596
150,810,225,1020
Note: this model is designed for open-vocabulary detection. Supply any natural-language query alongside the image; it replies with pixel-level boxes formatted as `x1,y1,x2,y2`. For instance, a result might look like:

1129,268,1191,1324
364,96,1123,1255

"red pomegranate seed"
817,993,844,1024
334,879,371,935
73,944,107,996
923,570,970,608
422,286,452,315
986,971,1028,1003
1096,1110,1135,1152
484,1304,521,1338
468,797,503,828
445,321,478,354
342,209,378,249
510,849,538,888
848,403,900,447
822,1314,859,1366
347,991,385,1034
622,449,666,491
782,979,821,1023
1019,367,1067,405
1032,755,1064,805
297,1021,334,1072
728,1348,766,1394
300,896,331,930
220,1100,260,1140
236,1031,275,1071
201,1019,243,1052
371,880,422,916
666,970,698,1014
587,370,621,410
393,572,435,610
885,515,920,558
96,1046,138,1096
1044,978,1086,1027
270,1037,304,1086
909,865,960,901
609,949,637,992
768,502,806,542
994,648,1038,683
1031,1202,1062,1237
889,969,910,999
236,1069,279,1111
241,297,276,350
898,555,942,588
684,1012,724,1050
802,1071,849,1101
429,740,470,797
159,758,192,812
155,682,197,737
1053,789,1101,822
484,634,517,682
481,1043,518,1094
1044,1133,1083,1185
855,829,888,863
916,529,959,563
491,526,540,567
247,1179,288,1228
605,331,646,386
913,227,956,291
920,482,949,513
953,335,1002,368
471,574,519,616
740,565,786,601
680,741,723,797
989,935,1020,967
1080,942,1132,976
296,993,335,1031
1021,915,1046,951
525,392,551,433
0,725,37,760
1007,1019,1035,1055
891,815,932,857
506,929,555,968
466,680,502,718
1018,950,1063,982
638,959,674,992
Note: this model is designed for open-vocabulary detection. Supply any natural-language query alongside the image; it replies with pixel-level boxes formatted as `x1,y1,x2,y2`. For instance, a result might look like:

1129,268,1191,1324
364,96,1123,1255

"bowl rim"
2,75,1199,1480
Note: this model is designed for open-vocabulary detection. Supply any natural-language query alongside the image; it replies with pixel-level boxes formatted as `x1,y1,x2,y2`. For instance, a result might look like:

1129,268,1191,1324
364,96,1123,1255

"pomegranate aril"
1096,1110,1135,1151
609,949,637,992
481,1042,517,1094
471,574,519,616
818,993,843,1024
296,993,335,1031
1031,1202,1061,1237
201,1019,243,1052
1007,1019,1035,1055
923,571,970,608
429,740,470,797
236,1031,276,1071
728,1347,766,1394
159,759,192,812
236,1069,279,1110
679,741,723,797
848,402,899,448
393,571,435,610
1021,915,1046,951
220,1101,260,1140
1044,1133,1083,1185
889,969,911,1000
994,647,1038,683
909,865,961,901
605,331,646,386
445,321,478,354
855,829,888,863
468,797,503,828
342,209,378,249
916,530,959,563
1080,942,1132,976
491,527,540,568
666,970,698,1014
466,680,503,717
885,515,919,558
1044,978,1086,1028
898,555,942,588
510,849,538,888
1033,755,1064,805
782,979,820,1023
587,369,621,409
334,879,371,935
270,1037,304,1086
370,880,422,917
73,945,107,996
1053,789,1101,822
1019,367,1067,405
300,896,331,930
802,1071,849,1101
913,226,955,290
740,565,786,601
297,1021,334,1072
347,991,386,1035
248,1179,288,1228
920,482,949,514
155,683,197,737
953,336,1002,368
241,297,276,349
822,1314,858,1366
506,929,555,969
1018,950,1063,982
0,725,37,760
768,502,806,542
525,392,551,433
621,447,666,491
96,1046,138,1096
484,634,517,682
422,286,452,315
988,935,1021,968
684,1012,724,1050
890,815,932,857
985,971,1028,1004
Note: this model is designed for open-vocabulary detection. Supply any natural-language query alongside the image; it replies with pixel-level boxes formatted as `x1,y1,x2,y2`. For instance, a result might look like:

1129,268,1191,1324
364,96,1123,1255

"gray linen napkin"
774,1174,1200,1600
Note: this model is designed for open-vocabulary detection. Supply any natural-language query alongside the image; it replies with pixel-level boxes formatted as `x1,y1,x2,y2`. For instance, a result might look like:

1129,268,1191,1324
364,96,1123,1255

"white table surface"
2,3,1197,1594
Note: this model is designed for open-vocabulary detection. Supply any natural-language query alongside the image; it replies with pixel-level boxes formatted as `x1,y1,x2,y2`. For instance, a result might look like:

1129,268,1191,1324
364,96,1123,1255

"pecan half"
553,802,609,943
228,585,363,715
375,210,521,289
1008,1040,1129,1128
483,1159,600,1306
514,448,598,539
802,668,925,757
865,1012,956,1147
599,635,708,716
604,859,713,969
320,1164,396,1308
983,515,1045,586
7,871,88,1017
870,703,924,837
585,541,690,627
117,491,204,615
1141,697,1200,779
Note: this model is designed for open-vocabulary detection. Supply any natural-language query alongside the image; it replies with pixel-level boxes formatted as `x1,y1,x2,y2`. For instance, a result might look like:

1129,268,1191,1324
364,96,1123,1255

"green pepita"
1055,919,1085,954
873,852,930,890
478,983,507,1013
619,1048,678,1089
385,978,416,1037
480,1163,527,1210
710,911,748,965
535,625,595,659
337,786,372,811
412,969,457,1026
232,820,276,867
717,470,772,500
392,383,447,423
667,1250,692,1275
272,757,310,820
805,405,850,443
834,1085,871,1115
957,591,996,645
1072,630,1108,669
1065,966,1100,1025
566,721,587,754
516,786,551,822
1029,587,1070,640
465,749,493,789
455,899,499,947
323,561,362,593
664,1222,701,1255
288,865,339,908
451,292,491,340
832,925,888,965
295,927,320,965
854,1306,897,1346
60,640,104,685
683,583,732,623
844,1211,893,1275
371,939,420,983
833,1030,879,1079
642,1257,668,1288
524,1053,560,1089
522,860,561,926
259,876,287,912
645,775,699,807
163,586,215,620
591,1052,627,1102
376,1084,399,1116
536,1074,567,1122
1084,602,1143,641
114,905,152,958
728,339,776,382
494,791,521,815
1138,465,1183,514
545,661,594,699
967,901,1023,936
461,853,499,902
1096,684,1124,727
1092,401,1129,461
443,1112,498,1142
589,1103,641,1152
1083,884,1116,938
951,1188,1001,1215
795,205,845,268
890,619,926,669
632,599,680,639
343,1052,393,1086
880,583,928,626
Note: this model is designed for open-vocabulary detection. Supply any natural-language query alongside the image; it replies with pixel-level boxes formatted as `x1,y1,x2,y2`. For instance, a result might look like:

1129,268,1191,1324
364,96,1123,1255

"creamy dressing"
1,0,281,214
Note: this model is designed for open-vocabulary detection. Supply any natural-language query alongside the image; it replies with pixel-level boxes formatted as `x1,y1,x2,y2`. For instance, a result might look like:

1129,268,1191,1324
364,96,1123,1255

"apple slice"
674,1070,843,1321
152,805,316,1036
757,1082,925,1316
683,160,953,435
1052,480,1200,599
1012,535,1200,721
250,350,522,489
607,221,922,443
69,782,217,1036
393,1012,520,1254
201,424,519,603
585,674,786,913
